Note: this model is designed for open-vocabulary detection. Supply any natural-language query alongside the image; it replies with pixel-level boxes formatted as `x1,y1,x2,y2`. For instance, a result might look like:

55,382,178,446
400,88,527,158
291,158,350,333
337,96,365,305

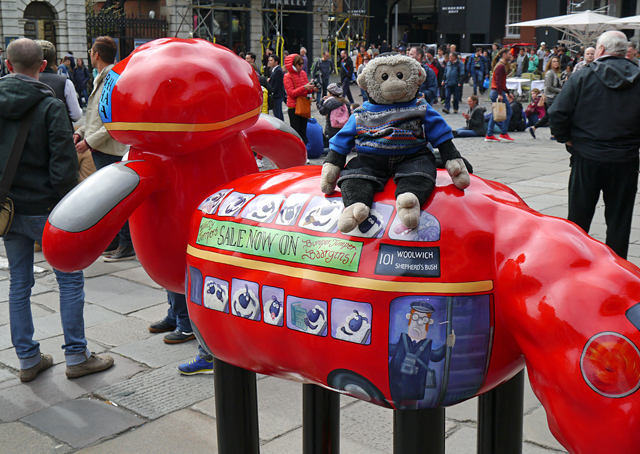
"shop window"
506,0,521,39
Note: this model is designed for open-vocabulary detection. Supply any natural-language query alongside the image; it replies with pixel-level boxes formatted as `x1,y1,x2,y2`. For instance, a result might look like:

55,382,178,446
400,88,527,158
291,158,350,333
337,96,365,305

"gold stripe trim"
187,245,493,294
104,106,262,132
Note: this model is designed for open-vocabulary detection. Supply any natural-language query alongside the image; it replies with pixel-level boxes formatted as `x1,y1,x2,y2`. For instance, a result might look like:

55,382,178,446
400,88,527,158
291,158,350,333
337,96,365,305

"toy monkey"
320,53,471,233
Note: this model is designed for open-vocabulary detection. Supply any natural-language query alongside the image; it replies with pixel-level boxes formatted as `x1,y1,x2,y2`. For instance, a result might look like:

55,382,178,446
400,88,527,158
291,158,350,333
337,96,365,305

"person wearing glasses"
388,300,456,407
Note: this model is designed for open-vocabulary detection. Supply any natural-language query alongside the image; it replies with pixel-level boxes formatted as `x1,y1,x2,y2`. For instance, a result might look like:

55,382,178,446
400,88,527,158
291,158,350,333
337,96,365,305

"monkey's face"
372,62,415,102
358,55,425,104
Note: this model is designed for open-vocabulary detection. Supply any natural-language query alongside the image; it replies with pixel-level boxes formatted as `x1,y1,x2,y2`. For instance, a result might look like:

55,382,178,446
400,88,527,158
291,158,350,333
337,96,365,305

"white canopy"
609,15,640,30
510,10,619,48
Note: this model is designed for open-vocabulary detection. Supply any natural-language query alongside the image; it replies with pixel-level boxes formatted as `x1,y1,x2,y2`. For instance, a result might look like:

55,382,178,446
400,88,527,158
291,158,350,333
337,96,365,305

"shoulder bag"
292,75,311,119
0,107,37,236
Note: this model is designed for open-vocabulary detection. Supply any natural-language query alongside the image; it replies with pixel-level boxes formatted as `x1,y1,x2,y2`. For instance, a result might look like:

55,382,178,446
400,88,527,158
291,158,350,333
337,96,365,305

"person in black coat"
549,31,640,259
74,58,90,107
338,49,355,104
452,95,486,137
267,54,285,121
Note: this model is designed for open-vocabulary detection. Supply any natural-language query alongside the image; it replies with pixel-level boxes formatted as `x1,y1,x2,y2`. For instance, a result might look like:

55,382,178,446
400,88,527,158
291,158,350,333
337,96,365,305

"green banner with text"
196,219,362,272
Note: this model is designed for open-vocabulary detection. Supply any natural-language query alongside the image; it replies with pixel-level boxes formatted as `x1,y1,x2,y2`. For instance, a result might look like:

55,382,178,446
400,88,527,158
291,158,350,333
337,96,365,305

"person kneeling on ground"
452,95,486,138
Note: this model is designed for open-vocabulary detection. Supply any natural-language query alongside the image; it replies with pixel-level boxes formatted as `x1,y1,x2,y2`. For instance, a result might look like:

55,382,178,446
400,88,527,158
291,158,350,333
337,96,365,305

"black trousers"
568,153,639,259
288,108,309,144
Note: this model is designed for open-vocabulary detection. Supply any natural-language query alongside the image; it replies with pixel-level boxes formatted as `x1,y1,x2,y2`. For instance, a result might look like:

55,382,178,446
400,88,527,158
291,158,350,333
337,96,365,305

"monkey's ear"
357,72,367,90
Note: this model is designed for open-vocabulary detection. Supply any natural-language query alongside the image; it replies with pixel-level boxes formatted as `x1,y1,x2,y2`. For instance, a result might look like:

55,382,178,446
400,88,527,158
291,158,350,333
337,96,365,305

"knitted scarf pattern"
354,98,428,151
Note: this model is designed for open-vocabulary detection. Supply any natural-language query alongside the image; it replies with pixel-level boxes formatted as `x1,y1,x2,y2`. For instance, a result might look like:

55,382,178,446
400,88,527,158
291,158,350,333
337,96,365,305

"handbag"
492,101,507,123
292,75,311,119
0,106,37,236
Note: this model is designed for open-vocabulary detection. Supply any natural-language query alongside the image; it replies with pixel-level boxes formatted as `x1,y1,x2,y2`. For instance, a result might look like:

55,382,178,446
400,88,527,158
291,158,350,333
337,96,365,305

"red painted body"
41,38,640,454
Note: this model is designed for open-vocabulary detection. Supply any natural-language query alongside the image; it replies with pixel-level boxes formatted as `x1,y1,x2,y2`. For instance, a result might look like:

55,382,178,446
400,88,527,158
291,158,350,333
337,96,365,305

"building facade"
0,0,88,61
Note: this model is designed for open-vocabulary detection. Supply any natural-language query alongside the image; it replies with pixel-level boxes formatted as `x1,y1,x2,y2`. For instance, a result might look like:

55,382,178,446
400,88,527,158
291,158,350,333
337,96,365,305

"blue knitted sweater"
329,99,453,156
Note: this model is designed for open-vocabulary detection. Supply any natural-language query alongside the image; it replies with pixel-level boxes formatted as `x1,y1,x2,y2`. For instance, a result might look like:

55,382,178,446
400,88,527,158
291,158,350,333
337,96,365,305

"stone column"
250,0,262,54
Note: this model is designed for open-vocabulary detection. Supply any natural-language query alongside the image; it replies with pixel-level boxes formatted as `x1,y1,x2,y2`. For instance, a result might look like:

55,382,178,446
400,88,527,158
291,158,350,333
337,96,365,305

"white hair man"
549,30,640,259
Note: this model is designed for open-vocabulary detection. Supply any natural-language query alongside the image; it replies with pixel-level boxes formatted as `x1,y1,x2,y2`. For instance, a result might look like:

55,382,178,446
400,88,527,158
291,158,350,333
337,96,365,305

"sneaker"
178,354,214,375
484,135,500,142
256,158,264,169
528,127,536,139
550,136,557,141
164,329,196,344
34,241,42,253
499,134,515,142
453,110,458,114
20,353,53,382
103,245,136,262
66,353,114,379
148,319,177,333
442,108,450,114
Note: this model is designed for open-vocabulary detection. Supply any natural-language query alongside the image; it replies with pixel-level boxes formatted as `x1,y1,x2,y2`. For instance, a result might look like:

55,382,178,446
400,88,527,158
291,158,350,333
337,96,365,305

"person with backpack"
318,83,351,140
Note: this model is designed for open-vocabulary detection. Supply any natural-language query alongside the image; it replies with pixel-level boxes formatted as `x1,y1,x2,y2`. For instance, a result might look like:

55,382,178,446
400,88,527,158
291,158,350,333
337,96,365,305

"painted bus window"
218,192,255,217
262,286,285,327
331,299,372,345
287,296,328,336
388,210,440,242
276,193,310,226
230,278,261,321
342,202,394,239
241,194,284,223
388,294,492,410
198,188,233,215
298,197,343,233
203,276,229,313
188,266,203,306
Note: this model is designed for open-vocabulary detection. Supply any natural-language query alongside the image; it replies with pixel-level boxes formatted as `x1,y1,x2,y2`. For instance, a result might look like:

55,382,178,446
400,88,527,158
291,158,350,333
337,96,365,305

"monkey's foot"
338,203,370,233
396,193,420,229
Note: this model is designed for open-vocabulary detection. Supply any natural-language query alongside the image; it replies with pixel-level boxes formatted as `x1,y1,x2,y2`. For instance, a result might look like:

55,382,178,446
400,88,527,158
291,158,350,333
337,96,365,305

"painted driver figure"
389,300,455,407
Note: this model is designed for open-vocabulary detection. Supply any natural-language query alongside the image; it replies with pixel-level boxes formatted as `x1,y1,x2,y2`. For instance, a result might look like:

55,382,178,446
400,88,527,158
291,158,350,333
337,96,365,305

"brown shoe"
20,353,53,382
66,353,114,379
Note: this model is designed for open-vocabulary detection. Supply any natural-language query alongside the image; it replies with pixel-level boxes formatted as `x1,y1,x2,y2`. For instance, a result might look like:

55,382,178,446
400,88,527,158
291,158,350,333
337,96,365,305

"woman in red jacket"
284,54,319,143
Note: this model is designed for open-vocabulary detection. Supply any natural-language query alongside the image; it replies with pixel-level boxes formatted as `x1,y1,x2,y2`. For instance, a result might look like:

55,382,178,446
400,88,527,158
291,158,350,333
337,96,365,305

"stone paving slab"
524,407,568,452
128,302,170,324
445,426,567,454
111,266,163,289
95,361,215,420
0,355,145,422
260,427,389,454
85,316,153,348
111,332,197,368
0,421,72,454
0,335,106,371
21,398,144,449
76,409,217,454
83,275,166,314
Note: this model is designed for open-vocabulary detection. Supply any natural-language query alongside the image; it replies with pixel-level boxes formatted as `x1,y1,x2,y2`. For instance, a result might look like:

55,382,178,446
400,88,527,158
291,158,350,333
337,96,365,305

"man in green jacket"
0,38,113,382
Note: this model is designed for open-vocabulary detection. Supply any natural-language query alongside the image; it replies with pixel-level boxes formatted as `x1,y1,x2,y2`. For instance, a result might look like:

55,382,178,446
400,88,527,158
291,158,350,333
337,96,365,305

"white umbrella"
609,15,640,30
510,10,619,48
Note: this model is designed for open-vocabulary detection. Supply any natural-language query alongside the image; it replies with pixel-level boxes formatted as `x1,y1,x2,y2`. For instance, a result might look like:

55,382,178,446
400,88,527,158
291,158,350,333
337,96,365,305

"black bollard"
303,383,340,454
393,407,445,454
213,358,260,454
477,369,525,454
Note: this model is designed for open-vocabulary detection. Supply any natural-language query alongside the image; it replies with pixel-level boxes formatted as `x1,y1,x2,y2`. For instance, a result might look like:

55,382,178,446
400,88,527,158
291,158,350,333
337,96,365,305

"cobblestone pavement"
6,79,637,453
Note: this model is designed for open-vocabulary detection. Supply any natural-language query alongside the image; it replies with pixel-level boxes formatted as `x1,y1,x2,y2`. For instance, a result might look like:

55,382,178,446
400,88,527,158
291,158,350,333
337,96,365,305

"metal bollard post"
303,383,340,454
393,407,445,454
213,358,260,454
477,369,525,454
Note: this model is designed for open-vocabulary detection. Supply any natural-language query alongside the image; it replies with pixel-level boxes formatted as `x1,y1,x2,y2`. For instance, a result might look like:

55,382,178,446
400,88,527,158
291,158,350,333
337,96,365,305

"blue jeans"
166,291,212,360
456,128,479,137
272,97,284,121
487,90,512,136
472,70,484,94
5,215,90,368
91,151,132,248
444,85,460,111
78,88,89,107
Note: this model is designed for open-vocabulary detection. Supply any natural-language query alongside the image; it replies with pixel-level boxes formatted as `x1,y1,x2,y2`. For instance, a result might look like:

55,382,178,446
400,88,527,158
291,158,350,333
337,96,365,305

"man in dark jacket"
549,31,640,259
339,49,355,104
409,47,438,104
0,38,113,382
442,52,464,114
315,51,334,100
267,54,285,121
